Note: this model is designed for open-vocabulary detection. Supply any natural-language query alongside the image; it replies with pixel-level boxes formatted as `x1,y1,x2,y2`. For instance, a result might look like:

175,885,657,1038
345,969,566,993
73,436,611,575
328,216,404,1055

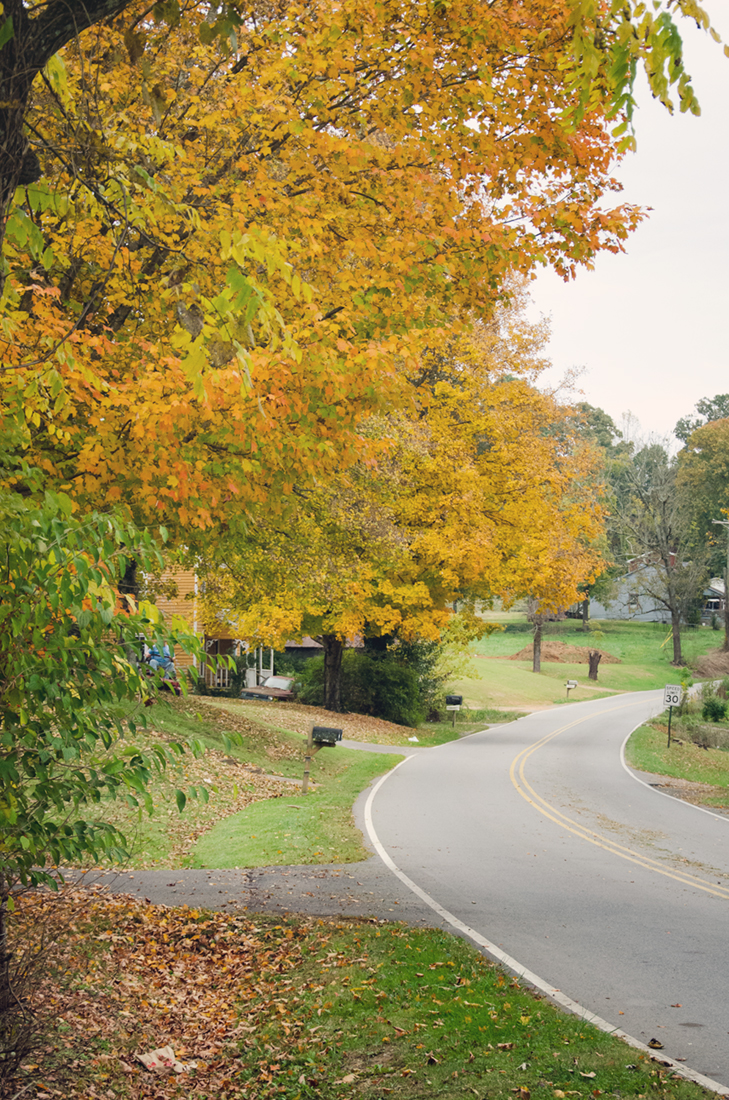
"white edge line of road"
364,750,729,1097
620,718,729,826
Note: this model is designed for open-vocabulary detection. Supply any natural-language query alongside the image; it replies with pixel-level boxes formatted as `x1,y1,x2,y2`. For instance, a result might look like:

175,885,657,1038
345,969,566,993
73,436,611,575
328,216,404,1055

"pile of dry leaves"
8,885,326,1099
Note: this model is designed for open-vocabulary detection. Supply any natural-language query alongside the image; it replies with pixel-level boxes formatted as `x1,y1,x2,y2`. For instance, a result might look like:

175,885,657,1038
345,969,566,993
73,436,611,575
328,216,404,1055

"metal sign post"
664,684,681,747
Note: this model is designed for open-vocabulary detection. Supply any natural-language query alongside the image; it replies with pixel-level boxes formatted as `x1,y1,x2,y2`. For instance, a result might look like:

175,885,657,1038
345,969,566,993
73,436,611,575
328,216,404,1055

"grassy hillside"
453,620,719,709
72,698,402,870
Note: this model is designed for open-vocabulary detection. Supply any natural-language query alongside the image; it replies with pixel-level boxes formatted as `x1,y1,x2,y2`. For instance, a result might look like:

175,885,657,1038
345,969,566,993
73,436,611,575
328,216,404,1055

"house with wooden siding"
149,568,267,690
149,569,327,690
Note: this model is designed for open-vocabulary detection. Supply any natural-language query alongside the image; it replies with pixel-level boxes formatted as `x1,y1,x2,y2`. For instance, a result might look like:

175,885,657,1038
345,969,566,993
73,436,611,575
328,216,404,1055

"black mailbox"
312,726,343,746
445,694,463,707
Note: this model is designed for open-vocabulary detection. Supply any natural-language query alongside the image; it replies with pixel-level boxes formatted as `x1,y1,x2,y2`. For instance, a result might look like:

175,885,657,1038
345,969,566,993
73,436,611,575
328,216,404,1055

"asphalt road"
364,691,729,1090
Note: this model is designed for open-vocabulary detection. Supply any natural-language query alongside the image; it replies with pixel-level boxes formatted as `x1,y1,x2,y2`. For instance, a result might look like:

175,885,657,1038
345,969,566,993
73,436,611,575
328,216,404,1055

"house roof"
285,636,324,650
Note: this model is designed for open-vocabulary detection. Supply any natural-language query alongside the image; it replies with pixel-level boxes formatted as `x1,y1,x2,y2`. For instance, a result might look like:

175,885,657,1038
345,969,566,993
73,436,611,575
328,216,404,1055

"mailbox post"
445,694,463,729
302,725,343,793
565,679,578,700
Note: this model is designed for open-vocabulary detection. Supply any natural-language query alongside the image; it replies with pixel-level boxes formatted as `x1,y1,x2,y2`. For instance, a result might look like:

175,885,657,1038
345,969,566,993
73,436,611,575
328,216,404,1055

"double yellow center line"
509,704,729,901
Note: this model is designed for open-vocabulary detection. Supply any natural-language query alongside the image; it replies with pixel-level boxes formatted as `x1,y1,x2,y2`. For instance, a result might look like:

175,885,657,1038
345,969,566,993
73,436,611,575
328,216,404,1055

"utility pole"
712,519,729,653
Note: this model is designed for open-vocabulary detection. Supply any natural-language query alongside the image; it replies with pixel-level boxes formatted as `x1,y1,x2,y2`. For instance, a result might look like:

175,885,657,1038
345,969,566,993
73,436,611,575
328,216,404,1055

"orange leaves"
1,0,644,536
16,886,321,1098
191,292,605,651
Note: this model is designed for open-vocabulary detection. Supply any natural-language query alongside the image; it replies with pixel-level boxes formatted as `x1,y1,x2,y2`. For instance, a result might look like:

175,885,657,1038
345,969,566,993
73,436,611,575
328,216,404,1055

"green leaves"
564,0,711,131
0,473,203,890
0,16,14,51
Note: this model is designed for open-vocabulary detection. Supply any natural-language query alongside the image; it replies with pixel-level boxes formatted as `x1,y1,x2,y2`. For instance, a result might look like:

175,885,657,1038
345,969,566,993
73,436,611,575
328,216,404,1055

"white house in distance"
588,558,725,624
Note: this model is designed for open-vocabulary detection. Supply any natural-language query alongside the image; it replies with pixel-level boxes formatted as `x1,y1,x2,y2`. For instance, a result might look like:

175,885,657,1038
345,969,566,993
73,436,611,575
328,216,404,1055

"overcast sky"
528,6,729,443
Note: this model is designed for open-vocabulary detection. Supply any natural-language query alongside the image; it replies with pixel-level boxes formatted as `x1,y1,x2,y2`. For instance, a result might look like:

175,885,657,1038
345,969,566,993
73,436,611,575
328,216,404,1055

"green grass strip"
236,918,711,1100
627,720,729,792
190,746,401,868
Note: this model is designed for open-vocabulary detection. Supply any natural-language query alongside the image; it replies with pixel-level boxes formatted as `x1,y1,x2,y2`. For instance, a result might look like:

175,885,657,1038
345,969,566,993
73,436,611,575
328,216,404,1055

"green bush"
702,696,728,723
297,649,425,727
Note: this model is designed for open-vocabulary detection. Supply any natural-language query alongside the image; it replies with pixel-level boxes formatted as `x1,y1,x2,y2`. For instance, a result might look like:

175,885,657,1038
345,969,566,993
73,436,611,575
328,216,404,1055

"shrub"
297,650,425,727
702,696,728,723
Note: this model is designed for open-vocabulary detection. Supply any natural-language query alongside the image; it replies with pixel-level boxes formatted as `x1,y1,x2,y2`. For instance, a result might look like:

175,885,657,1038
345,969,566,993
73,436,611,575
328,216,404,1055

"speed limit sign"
664,684,682,708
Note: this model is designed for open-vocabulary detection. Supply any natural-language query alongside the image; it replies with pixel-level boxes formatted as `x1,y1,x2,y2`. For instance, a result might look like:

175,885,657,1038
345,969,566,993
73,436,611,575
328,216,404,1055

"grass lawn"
418,706,528,740
79,698,401,870
189,742,398,868
455,621,720,710
18,887,709,1100
450,661,616,709
626,717,729,813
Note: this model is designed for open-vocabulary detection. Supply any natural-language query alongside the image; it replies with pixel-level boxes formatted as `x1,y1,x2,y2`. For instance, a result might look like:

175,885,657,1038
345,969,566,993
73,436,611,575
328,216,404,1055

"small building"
588,559,670,623
587,563,724,625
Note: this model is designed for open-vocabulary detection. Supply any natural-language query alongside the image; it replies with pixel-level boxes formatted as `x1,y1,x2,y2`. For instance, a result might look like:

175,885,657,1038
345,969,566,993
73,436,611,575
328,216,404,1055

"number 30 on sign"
664,685,682,708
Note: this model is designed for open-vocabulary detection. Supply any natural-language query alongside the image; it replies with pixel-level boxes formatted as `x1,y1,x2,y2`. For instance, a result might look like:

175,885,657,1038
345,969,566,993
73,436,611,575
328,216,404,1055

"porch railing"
203,658,233,690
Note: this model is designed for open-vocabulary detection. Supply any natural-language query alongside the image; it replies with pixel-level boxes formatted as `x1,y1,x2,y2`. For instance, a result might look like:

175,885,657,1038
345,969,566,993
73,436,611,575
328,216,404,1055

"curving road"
365,691,729,1090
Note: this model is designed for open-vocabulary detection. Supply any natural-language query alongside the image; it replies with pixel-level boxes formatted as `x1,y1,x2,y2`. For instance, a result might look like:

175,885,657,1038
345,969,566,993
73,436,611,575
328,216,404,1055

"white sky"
528,6,729,441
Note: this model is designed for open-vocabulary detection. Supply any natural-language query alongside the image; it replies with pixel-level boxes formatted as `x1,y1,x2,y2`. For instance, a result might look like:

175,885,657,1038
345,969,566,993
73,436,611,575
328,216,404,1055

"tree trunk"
118,557,139,601
322,634,343,712
588,650,601,681
532,622,542,673
581,597,590,632
0,0,134,289
724,569,729,653
671,609,684,666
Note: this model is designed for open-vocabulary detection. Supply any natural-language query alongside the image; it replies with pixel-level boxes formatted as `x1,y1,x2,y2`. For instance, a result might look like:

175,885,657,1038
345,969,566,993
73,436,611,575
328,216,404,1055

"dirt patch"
694,648,729,678
505,640,621,664
647,775,729,816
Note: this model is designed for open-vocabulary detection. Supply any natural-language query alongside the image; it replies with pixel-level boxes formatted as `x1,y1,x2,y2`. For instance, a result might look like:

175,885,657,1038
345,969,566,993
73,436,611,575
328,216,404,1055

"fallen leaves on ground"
13,886,326,1099
646,774,729,813
171,698,304,762
205,698,414,745
694,649,729,678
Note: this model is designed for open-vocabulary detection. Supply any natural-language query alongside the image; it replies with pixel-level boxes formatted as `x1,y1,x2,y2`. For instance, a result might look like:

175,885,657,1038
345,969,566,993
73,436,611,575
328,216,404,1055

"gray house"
588,560,725,624
589,559,670,623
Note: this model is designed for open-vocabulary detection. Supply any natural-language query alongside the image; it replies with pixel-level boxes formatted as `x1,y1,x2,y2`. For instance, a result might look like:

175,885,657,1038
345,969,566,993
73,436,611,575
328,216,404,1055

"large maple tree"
190,294,605,708
1,0,693,528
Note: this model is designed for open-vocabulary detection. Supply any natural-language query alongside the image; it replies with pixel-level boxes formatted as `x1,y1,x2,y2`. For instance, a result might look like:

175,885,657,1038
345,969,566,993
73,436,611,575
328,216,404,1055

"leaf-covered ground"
73,698,307,870
207,699,422,746
13,887,715,1100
